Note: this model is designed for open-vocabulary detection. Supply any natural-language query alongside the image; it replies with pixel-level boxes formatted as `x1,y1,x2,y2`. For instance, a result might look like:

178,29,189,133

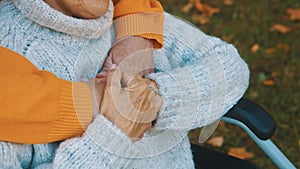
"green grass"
160,0,300,168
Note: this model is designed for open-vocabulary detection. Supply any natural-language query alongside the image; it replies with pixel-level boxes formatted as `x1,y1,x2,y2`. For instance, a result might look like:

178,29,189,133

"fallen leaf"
277,43,290,52
221,34,234,42
194,0,205,11
271,71,279,78
228,148,254,159
250,44,260,53
194,0,220,17
287,8,300,21
298,139,300,146
270,24,292,34
265,48,276,54
223,0,233,5
264,43,290,54
191,13,201,22
181,1,194,13
197,14,210,25
207,136,224,148
263,79,275,86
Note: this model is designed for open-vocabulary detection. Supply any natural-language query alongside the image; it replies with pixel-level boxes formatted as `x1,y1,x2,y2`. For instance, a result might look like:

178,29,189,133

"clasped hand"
93,36,163,141
99,67,162,140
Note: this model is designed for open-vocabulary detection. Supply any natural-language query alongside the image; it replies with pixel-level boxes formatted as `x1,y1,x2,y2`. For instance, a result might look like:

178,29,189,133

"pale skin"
43,0,110,19
43,0,161,140
98,67,162,140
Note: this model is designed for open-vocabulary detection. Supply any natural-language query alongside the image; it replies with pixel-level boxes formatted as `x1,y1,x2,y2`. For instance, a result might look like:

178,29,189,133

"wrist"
113,36,153,49
82,79,100,121
58,81,94,133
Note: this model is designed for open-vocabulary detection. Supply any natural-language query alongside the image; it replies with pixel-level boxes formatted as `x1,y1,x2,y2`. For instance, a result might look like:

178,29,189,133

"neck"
43,0,110,19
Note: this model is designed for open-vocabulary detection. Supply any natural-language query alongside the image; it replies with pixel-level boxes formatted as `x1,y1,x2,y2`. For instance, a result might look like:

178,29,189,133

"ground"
159,0,300,168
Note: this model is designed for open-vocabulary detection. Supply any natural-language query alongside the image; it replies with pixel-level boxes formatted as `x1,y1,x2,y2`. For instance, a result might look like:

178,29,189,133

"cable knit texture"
0,0,250,168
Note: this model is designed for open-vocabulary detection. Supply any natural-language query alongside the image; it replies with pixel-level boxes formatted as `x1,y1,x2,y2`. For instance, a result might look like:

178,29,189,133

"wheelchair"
191,97,296,169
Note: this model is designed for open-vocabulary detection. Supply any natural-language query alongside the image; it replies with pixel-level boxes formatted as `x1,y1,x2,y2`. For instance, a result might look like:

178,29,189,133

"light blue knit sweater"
0,0,250,168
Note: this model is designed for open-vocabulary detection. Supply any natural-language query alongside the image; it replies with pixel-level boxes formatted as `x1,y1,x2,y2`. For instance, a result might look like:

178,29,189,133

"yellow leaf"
265,48,276,54
198,14,210,25
223,0,233,5
276,43,290,52
207,136,224,148
265,43,290,54
263,79,275,87
194,0,220,17
250,44,260,53
228,148,254,159
287,8,300,21
270,24,292,34
221,34,234,42
181,1,194,13
298,139,300,146
194,0,205,12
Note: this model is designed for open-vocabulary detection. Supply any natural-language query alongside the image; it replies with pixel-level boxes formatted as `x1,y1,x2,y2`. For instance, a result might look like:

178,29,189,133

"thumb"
106,64,122,88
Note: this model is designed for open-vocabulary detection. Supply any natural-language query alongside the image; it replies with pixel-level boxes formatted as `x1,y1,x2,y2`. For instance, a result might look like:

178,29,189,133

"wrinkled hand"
99,67,163,141
98,36,154,86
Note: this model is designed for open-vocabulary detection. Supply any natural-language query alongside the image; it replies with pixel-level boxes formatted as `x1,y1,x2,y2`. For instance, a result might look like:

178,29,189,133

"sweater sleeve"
113,0,164,48
0,142,33,169
0,47,93,144
51,115,134,169
147,13,250,130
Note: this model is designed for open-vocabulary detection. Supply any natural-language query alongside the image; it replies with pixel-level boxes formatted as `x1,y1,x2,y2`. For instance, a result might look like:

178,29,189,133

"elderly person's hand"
99,66,163,141
98,36,154,86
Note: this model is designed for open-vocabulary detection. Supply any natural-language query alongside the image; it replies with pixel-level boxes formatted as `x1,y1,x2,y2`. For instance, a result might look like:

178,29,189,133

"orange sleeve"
113,0,164,48
0,47,93,144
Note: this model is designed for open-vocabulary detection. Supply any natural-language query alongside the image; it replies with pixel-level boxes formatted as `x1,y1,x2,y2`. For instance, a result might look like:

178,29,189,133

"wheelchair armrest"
224,97,276,140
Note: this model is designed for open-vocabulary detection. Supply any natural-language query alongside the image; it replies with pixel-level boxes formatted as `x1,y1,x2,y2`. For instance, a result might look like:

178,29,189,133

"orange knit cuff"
138,33,163,49
47,81,93,142
113,12,164,49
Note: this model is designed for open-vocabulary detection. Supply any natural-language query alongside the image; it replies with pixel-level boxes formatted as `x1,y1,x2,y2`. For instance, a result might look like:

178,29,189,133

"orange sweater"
0,0,164,144
0,47,93,144
113,0,164,48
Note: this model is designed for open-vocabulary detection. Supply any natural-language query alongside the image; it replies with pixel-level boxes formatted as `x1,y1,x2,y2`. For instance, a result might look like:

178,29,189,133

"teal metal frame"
221,116,296,169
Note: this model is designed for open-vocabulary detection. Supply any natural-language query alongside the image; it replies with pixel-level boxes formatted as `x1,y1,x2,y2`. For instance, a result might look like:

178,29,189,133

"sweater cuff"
48,81,93,142
83,115,133,156
147,68,204,130
113,13,164,49
83,115,189,158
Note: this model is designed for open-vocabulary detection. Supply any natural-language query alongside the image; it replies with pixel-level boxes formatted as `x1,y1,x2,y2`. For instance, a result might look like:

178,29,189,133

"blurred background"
159,0,299,168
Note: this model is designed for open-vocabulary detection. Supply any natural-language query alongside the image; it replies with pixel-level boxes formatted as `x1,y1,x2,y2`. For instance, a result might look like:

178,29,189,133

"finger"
151,91,163,109
147,81,159,93
144,67,154,76
147,91,163,118
106,65,122,88
140,63,154,78
129,123,150,141
97,54,113,78
138,122,152,138
96,72,108,79
134,91,161,124
95,76,107,83
137,133,144,140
